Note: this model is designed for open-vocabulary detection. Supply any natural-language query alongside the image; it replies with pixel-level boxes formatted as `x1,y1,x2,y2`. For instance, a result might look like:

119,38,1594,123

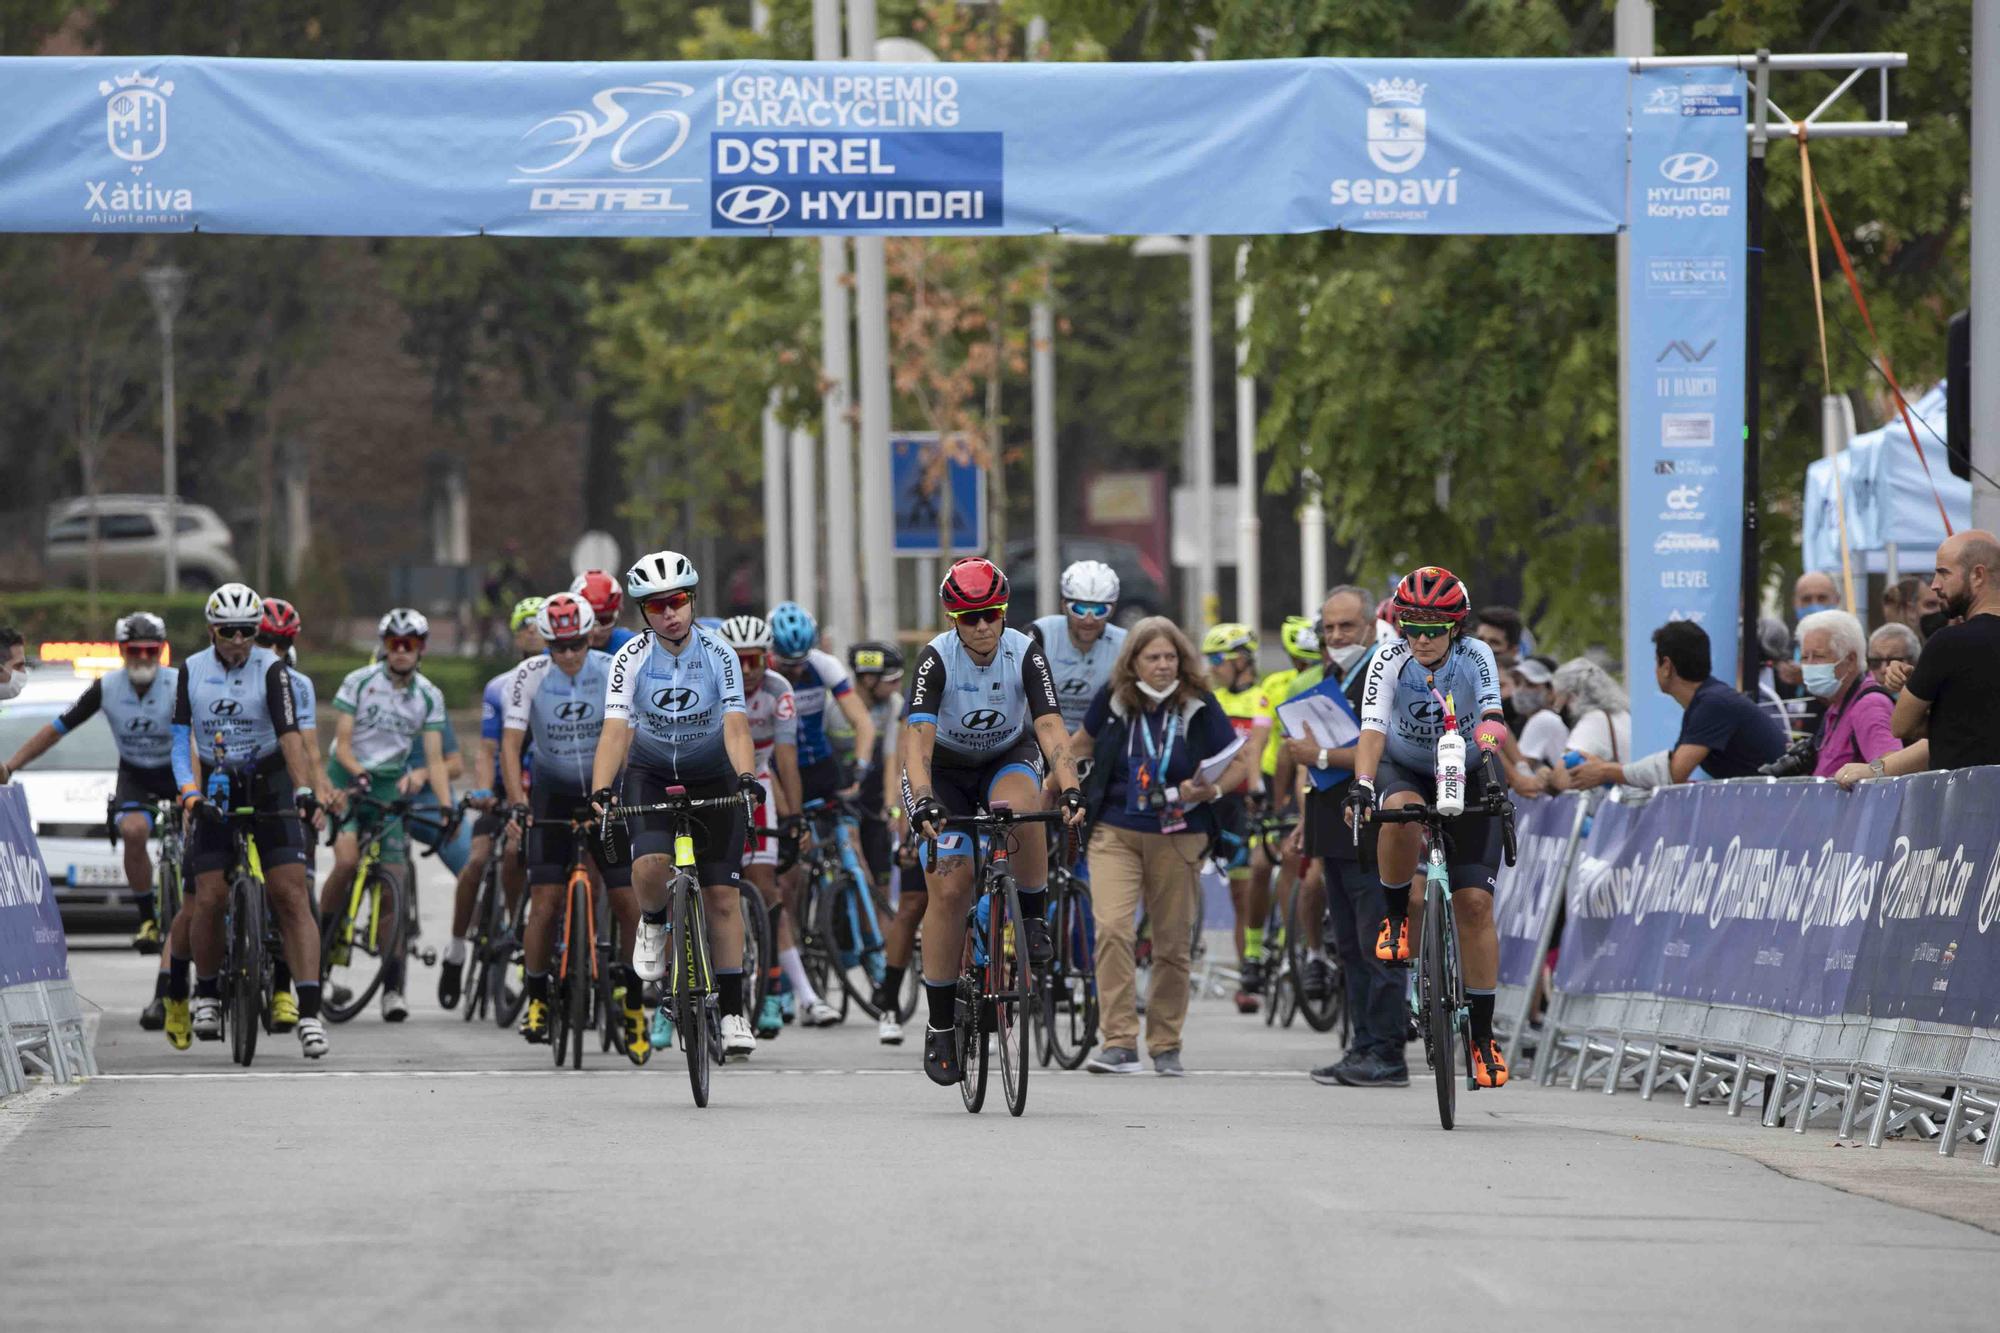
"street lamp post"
143,265,187,596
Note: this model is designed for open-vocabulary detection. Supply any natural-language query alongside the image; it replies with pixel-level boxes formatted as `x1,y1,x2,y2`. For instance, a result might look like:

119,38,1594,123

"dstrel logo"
651,687,699,713
1659,152,1720,184
208,699,242,717
960,708,1007,731
555,701,596,721
714,185,790,226
517,82,696,215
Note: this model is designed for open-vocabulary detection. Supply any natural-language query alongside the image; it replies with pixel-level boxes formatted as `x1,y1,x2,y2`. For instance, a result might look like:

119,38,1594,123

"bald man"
1889,530,2000,770
1793,570,1839,622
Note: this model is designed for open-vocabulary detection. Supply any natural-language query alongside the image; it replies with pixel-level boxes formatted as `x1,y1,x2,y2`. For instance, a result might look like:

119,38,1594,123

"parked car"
44,494,240,592
0,667,130,919
1002,536,1169,629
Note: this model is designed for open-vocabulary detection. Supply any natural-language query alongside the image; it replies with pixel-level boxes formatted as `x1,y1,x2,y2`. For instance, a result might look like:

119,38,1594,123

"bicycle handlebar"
1350,753,1518,867
603,794,751,819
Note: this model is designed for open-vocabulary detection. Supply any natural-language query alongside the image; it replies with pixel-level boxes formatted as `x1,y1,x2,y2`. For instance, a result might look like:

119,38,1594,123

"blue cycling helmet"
768,602,818,660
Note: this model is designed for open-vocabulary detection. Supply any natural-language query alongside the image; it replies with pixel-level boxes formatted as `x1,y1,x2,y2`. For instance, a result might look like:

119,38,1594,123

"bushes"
0,591,211,654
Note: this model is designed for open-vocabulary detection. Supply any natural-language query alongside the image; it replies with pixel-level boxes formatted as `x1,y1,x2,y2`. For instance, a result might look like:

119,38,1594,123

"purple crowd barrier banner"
0,785,68,988
1494,792,1585,989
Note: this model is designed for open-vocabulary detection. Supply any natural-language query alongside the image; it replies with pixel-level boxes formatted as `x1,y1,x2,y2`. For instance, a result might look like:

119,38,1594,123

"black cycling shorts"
184,766,309,877
527,783,632,889
904,735,1043,865
112,763,178,824
1374,755,1499,892
623,767,744,888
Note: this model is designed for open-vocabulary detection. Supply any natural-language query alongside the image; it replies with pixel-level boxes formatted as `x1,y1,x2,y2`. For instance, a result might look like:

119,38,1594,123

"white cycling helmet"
1059,559,1121,605
625,549,699,600
719,614,772,651
535,592,598,642
204,582,263,626
378,607,430,639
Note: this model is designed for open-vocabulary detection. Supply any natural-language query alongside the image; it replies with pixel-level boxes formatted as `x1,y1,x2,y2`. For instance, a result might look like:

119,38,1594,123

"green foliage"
303,650,513,712
0,591,211,657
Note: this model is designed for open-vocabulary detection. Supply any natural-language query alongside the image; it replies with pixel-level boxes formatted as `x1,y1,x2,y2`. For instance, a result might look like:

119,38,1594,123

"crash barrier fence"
0,785,93,1096
1487,769,2000,1164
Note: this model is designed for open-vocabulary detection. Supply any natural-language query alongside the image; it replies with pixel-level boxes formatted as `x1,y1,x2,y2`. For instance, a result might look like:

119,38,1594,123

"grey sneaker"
1152,1049,1185,1077
1085,1046,1144,1074
1339,1053,1410,1088
1310,1055,1361,1086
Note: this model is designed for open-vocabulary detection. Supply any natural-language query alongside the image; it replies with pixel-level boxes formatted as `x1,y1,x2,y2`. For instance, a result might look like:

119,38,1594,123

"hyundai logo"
715,185,790,226
208,699,242,717
1659,152,1719,184
126,718,157,731
651,686,699,712
960,708,1007,731
555,700,595,721
1406,700,1443,726
1060,678,1090,694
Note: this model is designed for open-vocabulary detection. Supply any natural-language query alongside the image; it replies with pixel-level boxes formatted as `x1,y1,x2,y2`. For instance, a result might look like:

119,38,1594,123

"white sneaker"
296,1016,329,1059
878,1013,904,1045
803,1000,842,1027
720,1012,756,1060
633,917,668,981
380,989,409,1023
191,996,222,1040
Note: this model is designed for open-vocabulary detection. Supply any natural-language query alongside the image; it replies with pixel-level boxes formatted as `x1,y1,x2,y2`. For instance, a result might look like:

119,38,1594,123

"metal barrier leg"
1837,1071,1866,1141
1687,1050,1711,1108
1569,1037,1591,1091
1763,1059,1788,1129
1867,1077,1897,1148
1602,1035,1625,1095
1641,1045,1664,1100
1985,1112,2000,1168
34,984,71,1084
1940,1086,1967,1158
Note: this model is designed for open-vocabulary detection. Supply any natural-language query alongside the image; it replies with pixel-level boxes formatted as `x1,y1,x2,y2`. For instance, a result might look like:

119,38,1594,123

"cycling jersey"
1255,667,1300,776
55,667,180,769
1212,683,1268,795
603,626,747,782
479,664,534,790
171,645,300,789
905,627,1061,765
605,625,639,653
1359,635,1504,774
332,662,447,774
501,649,613,790
776,649,852,767
1030,615,1127,730
742,670,798,778
290,669,317,734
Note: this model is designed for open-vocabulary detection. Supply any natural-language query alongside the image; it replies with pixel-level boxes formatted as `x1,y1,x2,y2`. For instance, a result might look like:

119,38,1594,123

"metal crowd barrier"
0,978,95,1095
1516,776,2000,1166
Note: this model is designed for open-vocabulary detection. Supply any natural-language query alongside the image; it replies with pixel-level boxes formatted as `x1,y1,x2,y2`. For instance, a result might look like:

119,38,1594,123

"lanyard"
1131,706,1181,774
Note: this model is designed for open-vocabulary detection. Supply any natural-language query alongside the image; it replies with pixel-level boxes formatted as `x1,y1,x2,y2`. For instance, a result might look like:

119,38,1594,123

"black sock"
383,958,405,993
924,979,957,1031
717,969,745,1016
642,907,669,926
620,964,643,1001
133,891,156,921
879,962,906,1002
169,954,191,1000
1468,990,1497,1047
151,971,170,1000
295,982,321,1020
194,974,219,1000
1017,887,1046,920
526,971,550,1002
273,960,292,992
1379,879,1410,922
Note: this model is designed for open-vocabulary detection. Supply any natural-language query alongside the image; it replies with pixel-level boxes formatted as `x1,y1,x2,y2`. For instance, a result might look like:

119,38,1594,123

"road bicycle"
1244,813,1345,1038
115,797,184,953
319,791,447,1023
1036,854,1096,1070
1368,761,1517,1131
545,807,609,1070
798,796,896,1020
460,808,528,1029
206,803,290,1067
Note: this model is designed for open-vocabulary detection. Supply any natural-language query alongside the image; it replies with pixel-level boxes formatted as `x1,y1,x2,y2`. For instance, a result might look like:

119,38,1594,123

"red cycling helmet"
1392,566,1470,624
940,556,1009,613
571,569,622,620
259,597,302,640
537,592,595,641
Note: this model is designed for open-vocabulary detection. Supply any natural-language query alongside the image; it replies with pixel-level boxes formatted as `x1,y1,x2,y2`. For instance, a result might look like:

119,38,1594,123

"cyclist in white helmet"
1031,560,1128,736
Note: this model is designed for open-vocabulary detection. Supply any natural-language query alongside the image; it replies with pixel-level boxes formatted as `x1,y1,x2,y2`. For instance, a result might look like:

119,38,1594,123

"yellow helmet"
1280,615,1320,662
1201,622,1257,657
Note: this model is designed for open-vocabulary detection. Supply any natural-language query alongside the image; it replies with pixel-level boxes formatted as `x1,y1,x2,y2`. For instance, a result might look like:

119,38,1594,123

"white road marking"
87,1066,1355,1082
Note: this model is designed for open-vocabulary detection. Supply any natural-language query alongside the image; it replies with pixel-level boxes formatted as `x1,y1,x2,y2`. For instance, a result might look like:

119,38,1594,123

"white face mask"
0,672,24,702
1326,642,1367,673
1136,678,1178,703
126,661,159,687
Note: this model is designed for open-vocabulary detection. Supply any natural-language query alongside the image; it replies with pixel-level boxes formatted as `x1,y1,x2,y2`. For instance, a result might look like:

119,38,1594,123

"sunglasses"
642,591,695,617
123,645,164,660
550,637,590,654
949,604,1007,626
213,624,258,641
1398,621,1454,640
736,650,767,670
1866,655,1911,670
1067,601,1111,620
1205,652,1233,667
383,635,425,654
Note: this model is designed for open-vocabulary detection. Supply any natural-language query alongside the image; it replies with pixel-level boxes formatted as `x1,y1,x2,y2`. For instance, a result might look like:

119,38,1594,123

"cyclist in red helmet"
1344,566,1515,1088
901,556,1087,1087
571,569,638,653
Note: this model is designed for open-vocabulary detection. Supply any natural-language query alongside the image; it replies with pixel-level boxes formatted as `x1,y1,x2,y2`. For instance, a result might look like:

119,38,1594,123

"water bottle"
1435,729,1467,817
1562,750,1585,769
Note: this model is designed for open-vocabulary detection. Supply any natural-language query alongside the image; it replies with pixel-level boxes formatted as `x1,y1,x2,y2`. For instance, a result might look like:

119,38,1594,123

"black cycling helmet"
848,640,904,678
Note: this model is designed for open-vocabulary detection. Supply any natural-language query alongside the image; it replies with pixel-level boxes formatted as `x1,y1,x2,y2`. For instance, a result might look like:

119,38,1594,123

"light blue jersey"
502,649,613,790
906,627,1062,764
1030,614,1127,731
171,644,300,788
1358,635,1504,773
603,626,746,781
56,666,180,769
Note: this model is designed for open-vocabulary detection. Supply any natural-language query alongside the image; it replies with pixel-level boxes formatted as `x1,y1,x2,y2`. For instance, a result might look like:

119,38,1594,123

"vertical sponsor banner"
1625,69,1747,752
0,787,67,988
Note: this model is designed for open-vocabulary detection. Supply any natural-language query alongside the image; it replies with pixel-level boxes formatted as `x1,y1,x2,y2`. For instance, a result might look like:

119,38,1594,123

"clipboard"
1275,675,1362,790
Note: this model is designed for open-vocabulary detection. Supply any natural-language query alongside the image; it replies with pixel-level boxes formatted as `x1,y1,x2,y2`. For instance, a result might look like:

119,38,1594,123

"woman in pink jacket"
1799,610,1900,777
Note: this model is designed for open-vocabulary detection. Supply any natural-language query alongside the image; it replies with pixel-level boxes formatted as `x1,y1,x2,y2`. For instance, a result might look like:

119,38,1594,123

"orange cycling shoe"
1471,1039,1509,1088
1374,916,1411,963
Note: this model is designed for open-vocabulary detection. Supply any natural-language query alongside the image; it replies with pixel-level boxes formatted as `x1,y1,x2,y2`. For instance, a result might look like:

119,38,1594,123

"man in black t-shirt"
1894,530,2000,771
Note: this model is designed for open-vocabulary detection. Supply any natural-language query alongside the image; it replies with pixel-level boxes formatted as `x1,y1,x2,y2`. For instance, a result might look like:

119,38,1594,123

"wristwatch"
1315,748,1329,771
1868,758,1887,777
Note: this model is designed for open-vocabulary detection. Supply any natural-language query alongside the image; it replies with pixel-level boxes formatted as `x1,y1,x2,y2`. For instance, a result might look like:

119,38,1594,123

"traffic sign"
892,432,985,556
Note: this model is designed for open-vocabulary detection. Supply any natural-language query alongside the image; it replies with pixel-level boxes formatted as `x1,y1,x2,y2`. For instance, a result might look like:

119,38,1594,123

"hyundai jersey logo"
715,185,790,225
126,717,157,731
960,708,1007,731
1060,678,1091,695
1659,152,1720,184
555,700,595,721
651,686,699,712
1405,699,1444,726
208,699,242,717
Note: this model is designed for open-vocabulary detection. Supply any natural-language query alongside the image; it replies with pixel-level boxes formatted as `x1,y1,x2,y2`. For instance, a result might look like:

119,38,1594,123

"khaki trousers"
1088,822,1206,1057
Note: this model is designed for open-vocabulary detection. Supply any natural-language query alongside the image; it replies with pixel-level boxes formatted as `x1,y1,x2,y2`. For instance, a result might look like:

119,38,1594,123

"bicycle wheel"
896,938,922,1022
1292,893,1343,1035
463,868,498,1024
955,938,987,1115
155,836,184,939
491,887,528,1029
228,875,263,1066
674,883,712,1107
808,874,854,1021
1421,879,1456,1131
995,882,1030,1117
319,869,393,1023
737,882,771,1025
567,882,590,1071
1044,884,1097,1071
830,874,889,1018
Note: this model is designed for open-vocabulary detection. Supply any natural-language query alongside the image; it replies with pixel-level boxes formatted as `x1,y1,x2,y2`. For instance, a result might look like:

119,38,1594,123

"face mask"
1795,604,1831,624
1801,662,1841,698
1514,687,1548,714
1136,678,1178,703
0,673,23,702
1920,609,1951,639
1326,642,1367,673
126,661,158,686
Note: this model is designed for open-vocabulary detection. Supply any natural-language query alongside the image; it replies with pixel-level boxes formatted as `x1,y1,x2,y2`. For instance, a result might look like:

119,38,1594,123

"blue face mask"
1801,662,1842,698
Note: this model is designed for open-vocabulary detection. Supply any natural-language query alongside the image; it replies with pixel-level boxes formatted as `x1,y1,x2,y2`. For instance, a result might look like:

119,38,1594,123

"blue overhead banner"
1622,68,1749,752
0,57,1629,237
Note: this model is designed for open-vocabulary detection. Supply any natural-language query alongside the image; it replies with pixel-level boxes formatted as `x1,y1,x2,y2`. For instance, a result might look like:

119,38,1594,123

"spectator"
1881,575,1936,637
1890,530,2000,770
0,626,24,701
1798,610,1900,778
1866,622,1921,695
1538,658,1632,797
1072,617,1257,1076
1569,621,1786,789
1280,586,1408,1089
1510,655,1566,771
1793,570,1839,623
1474,606,1525,727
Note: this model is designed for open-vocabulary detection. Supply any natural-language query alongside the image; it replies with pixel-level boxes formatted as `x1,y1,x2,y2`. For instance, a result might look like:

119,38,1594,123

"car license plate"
69,863,126,886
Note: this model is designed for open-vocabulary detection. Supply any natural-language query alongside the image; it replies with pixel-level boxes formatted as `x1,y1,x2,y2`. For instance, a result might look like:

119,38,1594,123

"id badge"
1126,757,1160,815
1158,801,1189,835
